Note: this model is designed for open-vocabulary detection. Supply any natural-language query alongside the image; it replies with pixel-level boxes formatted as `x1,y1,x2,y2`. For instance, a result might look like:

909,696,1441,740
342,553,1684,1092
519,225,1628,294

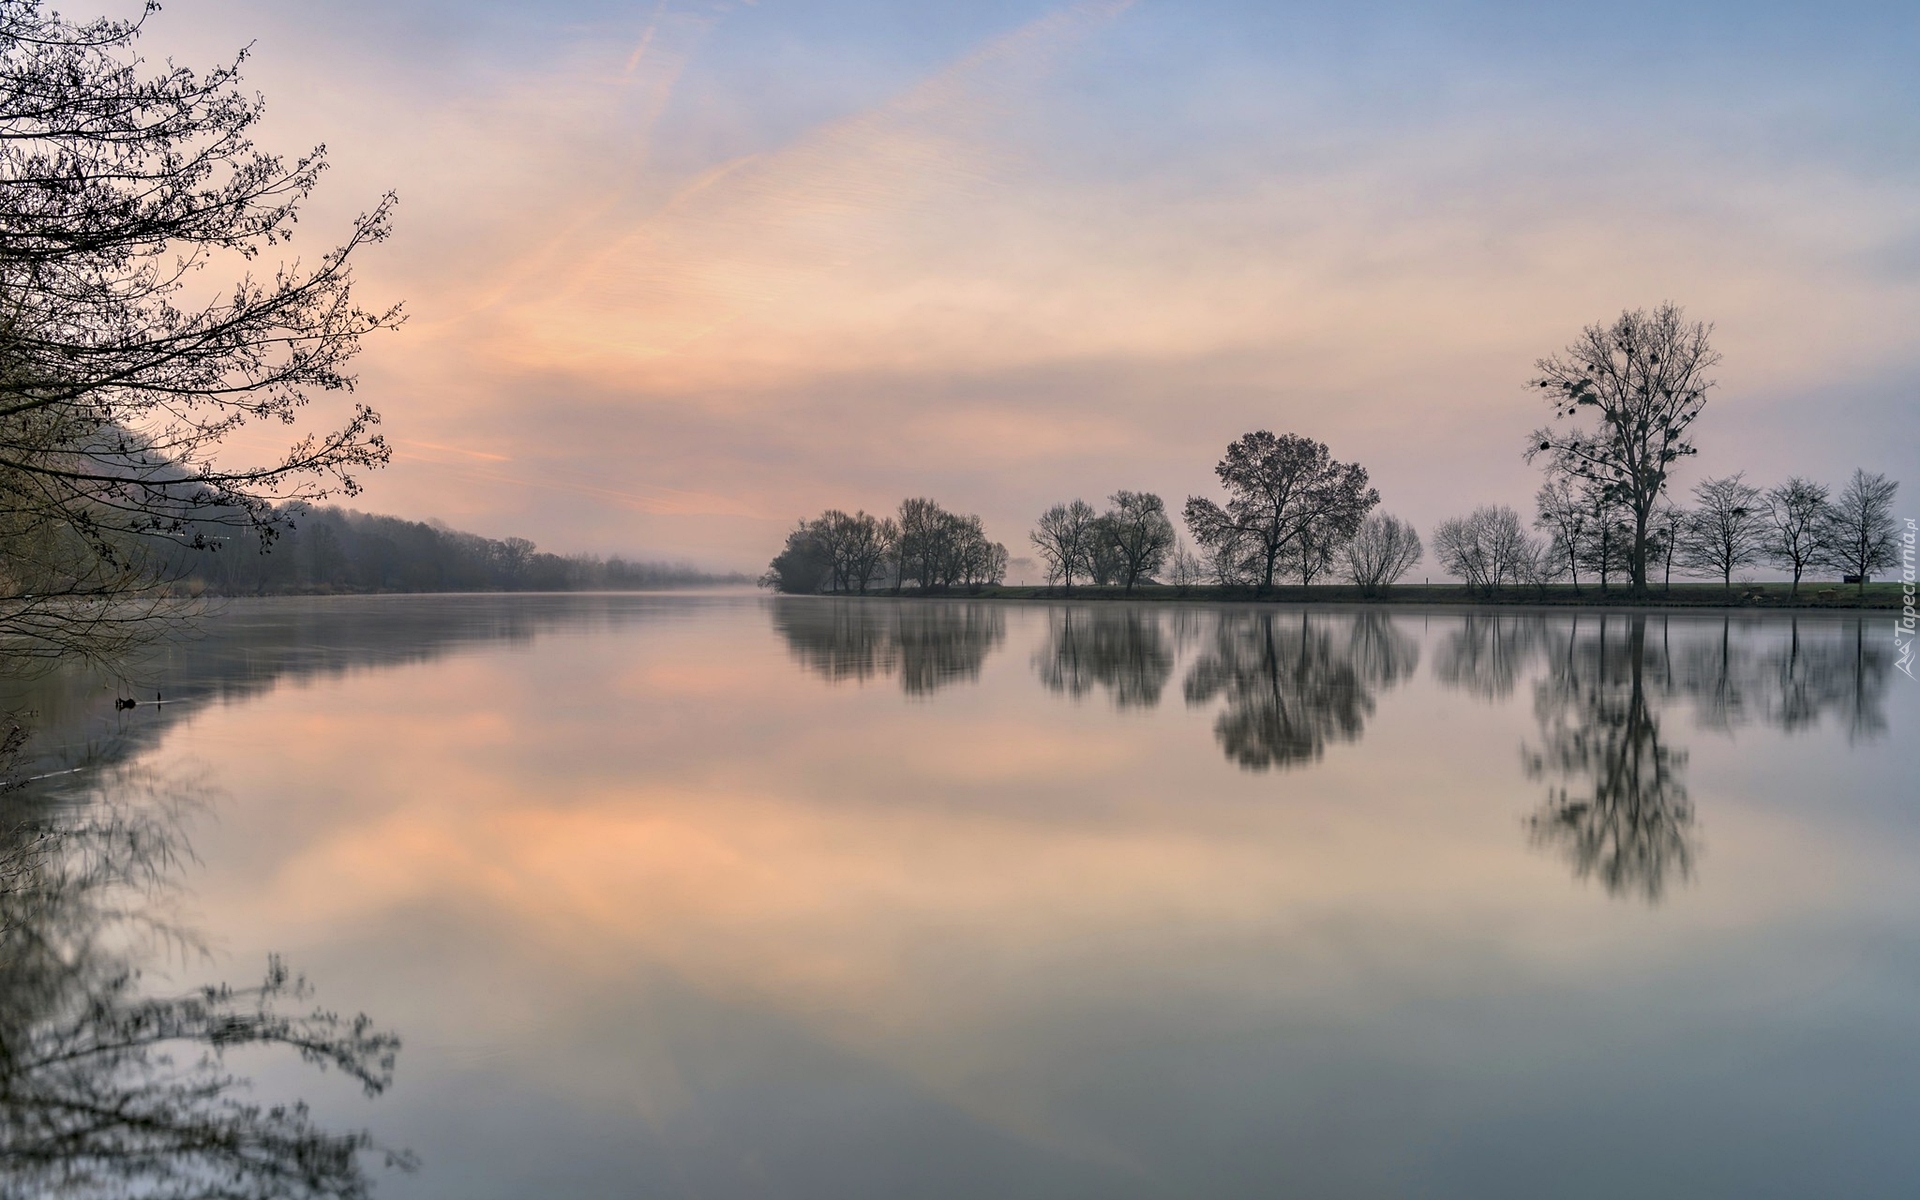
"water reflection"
1183,611,1420,770
1522,615,1696,902
1,597,1910,1196
1432,612,1551,700
772,598,1005,695
772,600,1897,813
0,747,409,1196
1668,616,1893,742
0,594,737,780
1033,606,1173,708
1500,613,1895,903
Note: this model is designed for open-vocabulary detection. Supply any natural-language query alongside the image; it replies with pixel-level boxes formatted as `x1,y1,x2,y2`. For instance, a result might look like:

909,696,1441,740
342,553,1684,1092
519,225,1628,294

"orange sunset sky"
154,0,1920,569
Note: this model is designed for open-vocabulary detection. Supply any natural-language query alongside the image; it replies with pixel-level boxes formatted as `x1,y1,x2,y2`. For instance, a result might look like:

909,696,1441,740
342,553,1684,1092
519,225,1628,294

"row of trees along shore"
765,306,1902,601
166,506,747,595
763,499,1010,594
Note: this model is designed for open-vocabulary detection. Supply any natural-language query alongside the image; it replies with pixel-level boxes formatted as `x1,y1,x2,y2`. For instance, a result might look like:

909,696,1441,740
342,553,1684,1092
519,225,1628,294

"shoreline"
787,582,1906,611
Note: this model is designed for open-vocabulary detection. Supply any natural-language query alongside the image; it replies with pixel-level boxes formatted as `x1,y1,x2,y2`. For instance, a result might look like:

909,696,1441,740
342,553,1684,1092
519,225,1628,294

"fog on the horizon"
151,0,1920,569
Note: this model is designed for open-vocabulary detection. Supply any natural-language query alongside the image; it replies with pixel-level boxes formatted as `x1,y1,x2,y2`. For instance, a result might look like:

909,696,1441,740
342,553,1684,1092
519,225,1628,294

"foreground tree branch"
0,0,401,657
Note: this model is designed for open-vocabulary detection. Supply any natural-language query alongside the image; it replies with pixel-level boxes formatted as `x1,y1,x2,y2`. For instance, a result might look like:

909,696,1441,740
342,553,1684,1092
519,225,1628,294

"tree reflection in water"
0,758,410,1199
1033,607,1173,709
1523,615,1695,903
772,598,1006,695
771,599,1896,899
1432,613,1550,701
1183,611,1419,770
1668,615,1893,743
1514,613,1892,903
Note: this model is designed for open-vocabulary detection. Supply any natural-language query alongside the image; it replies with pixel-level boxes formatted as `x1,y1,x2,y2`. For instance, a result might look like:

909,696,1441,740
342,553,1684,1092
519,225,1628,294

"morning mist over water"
5,595,1912,1197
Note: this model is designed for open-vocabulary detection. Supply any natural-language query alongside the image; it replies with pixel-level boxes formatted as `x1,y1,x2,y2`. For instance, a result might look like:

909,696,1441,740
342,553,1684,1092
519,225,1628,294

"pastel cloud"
158,0,1920,565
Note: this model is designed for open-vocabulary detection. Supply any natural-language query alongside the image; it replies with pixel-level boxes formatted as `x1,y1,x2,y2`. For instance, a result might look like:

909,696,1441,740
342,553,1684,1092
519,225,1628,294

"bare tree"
1820,469,1900,594
1433,506,1537,597
1576,488,1635,593
1535,474,1638,594
1516,531,1567,597
1341,513,1423,595
1031,500,1097,592
1677,474,1766,590
805,513,851,591
850,511,899,593
1650,496,1685,591
1291,512,1348,586
770,500,995,594
1183,431,1378,590
1533,473,1589,593
0,1,401,656
944,511,1007,587
813,510,894,593
1098,490,1175,591
1202,525,1251,586
1086,514,1123,585
892,498,945,591
1525,305,1720,594
1763,478,1831,597
1166,542,1205,591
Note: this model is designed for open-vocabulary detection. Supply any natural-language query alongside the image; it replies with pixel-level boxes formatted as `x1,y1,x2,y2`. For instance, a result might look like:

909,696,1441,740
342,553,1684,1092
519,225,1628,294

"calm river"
4,593,1915,1198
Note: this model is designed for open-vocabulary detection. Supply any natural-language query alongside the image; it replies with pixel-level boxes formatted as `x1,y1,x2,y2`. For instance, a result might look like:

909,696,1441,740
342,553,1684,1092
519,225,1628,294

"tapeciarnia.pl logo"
1898,518,1916,680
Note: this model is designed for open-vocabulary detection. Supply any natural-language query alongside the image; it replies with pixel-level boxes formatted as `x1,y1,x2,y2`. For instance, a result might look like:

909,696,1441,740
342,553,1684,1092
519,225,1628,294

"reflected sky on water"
3,594,1915,1198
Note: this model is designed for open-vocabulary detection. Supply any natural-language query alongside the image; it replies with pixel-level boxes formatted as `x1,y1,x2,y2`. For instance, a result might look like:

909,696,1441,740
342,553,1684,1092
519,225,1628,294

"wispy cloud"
173,0,1920,563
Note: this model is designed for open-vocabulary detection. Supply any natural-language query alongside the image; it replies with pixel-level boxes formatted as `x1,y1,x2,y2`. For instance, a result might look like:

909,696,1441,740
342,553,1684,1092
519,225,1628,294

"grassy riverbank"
870,581,1909,609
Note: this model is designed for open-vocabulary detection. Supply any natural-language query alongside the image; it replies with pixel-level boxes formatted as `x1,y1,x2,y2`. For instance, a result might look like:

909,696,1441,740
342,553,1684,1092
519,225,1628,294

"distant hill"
171,506,750,595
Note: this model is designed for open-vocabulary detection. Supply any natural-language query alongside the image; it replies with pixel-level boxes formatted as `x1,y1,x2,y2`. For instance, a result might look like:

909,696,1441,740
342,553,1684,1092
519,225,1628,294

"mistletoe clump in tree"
0,0,401,657
1525,305,1719,597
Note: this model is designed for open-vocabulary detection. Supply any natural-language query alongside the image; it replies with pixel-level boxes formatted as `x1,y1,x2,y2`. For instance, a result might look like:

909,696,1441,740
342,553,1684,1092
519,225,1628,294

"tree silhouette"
1182,432,1377,591
1526,305,1720,595
1819,469,1900,595
0,2,401,656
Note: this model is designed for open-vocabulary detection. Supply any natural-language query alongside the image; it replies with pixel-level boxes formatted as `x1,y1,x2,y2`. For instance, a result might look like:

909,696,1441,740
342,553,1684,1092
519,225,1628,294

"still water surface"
4,593,1916,1197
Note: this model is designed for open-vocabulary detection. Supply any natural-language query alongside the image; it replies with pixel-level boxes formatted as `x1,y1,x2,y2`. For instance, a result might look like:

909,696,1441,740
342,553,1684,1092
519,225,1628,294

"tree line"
768,306,1902,601
1440,465,1900,599
762,498,1009,593
767,431,1428,597
1442,304,1900,598
172,506,745,595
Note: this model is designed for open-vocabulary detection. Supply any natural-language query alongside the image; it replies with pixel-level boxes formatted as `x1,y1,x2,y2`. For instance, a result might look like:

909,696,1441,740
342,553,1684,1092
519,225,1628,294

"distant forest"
165,507,748,595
